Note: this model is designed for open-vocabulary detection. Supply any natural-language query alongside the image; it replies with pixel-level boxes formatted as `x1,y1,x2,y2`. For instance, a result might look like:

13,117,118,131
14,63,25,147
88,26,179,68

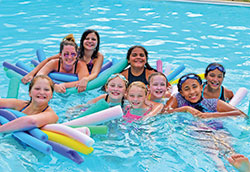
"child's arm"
21,54,59,84
228,154,250,172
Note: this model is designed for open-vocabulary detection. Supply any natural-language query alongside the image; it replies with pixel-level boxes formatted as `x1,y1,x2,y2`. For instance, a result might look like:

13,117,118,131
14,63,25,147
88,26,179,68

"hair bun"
63,34,75,43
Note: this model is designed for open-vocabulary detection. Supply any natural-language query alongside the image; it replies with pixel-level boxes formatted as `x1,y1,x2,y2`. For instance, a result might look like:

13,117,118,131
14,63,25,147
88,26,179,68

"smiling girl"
0,75,58,133
164,73,246,118
202,63,233,102
121,46,157,85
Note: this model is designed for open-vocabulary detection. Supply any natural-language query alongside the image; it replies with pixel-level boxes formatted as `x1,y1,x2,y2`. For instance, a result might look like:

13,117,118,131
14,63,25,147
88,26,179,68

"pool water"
0,0,250,171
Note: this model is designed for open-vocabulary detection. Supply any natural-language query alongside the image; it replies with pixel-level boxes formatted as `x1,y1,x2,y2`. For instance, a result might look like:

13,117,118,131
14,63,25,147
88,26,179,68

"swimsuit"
57,59,78,74
105,94,124,107
20,102,49,112
123,105,152,123
87,59,94,74
128,67,148,85
175,93,217,113
202,83,226,102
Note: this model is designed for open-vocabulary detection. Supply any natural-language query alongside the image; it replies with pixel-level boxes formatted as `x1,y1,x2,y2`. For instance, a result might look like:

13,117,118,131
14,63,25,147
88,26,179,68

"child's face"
180,79,202,103
83,32,98,51
206,69,224,90
61,45,77,65
127,85,146,108
149,75,167,100
106,77,126,101
128,48,147,68
29,78,53,105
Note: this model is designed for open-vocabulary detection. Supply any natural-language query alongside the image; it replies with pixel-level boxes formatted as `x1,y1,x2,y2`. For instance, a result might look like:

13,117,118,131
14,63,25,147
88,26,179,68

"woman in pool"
22,29,103,92
123,81,163,122
0,75,58,133
120,45,157,85
147,72,171,104
163,73,246,118
202,63,234,102
36,35,89,93
87,73,128,107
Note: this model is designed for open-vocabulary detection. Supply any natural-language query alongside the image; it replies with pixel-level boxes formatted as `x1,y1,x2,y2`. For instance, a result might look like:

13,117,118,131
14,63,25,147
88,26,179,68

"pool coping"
167,0,250,7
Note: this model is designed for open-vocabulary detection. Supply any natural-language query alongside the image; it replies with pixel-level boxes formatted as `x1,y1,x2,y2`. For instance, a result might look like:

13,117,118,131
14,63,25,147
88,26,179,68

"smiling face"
105,77,126,102
29,78,53,105
83,32,98,51
128,47,147,68
127,85,147,109
206,69,224,90
180,79,202,103
149,75,167,100
61,45,77,66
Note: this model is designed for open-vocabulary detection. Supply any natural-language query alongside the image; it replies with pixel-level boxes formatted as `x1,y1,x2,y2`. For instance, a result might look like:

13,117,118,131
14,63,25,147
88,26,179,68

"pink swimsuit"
123,106,152,123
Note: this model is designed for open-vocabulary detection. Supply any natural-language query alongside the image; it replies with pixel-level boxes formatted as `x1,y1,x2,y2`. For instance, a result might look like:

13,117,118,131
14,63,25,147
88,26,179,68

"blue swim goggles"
206,64,225,74
177,73,202,91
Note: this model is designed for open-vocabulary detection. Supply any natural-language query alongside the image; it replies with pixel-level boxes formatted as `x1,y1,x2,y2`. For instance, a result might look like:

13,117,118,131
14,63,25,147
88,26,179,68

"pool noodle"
0,109,17,121
167,64,185,82
156,60,163,73
3,62,28,76
76,99,110,119
69,125,108,135
48,72,78,82
0,116,52,154
100,60,112,73
42,130,94,155
7,109,48,141
63,105,123,126
36,48,46,62
46,140,84,164
73,127,91,136
31,59,39,66
7,77,20,99
164,64,172,76
229,87,248,106
16,61,33,72
42,124,94,147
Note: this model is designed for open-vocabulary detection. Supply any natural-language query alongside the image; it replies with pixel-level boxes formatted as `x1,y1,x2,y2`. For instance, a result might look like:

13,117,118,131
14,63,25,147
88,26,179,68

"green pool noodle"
5,69,22,98
69,125,108,135
75,99,110,119
64,58,128,94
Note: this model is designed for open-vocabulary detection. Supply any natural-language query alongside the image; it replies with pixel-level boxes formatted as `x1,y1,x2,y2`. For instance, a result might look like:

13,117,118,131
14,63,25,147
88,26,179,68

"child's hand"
54,83,66,93
21,73,34,84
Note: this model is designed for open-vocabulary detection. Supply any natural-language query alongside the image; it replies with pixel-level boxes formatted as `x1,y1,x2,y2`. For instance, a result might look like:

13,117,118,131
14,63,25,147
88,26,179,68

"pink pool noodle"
63,105,123,126
156,60,163,73
42,124,94,147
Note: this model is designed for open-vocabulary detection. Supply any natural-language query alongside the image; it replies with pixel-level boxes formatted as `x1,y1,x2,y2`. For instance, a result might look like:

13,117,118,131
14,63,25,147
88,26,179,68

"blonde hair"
127,81,147,95
60,34,78,53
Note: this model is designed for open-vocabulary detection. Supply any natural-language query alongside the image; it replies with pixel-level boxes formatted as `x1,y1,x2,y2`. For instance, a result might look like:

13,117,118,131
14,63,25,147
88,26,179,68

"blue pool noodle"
3,62,28,76
100,61,112,73
0,116,52,154
7,109,48,141
31,59,39,66
0,109,17,121
46,140,84,164
167,64,185,81
36,48,46,62
16,61,34,72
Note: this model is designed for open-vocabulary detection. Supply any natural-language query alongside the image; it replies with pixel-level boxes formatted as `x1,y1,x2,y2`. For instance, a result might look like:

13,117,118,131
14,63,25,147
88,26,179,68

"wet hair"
177,73,202,92
148,72,168,86
79,29,100,60
205,62,226,77
105,73,129,88
60,34,78,53
127,81,148,96
29,75,54,93
126,45,157,71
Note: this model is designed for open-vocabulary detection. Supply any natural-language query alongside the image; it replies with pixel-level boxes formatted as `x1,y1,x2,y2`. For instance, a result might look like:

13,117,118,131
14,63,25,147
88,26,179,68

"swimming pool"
0,0,250,171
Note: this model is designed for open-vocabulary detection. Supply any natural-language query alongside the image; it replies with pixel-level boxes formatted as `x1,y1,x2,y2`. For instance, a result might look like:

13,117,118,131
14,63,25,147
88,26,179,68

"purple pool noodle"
0,109,17,121
31,59,39,66
100,61,112,73
3,62,28,76
46,140,84,164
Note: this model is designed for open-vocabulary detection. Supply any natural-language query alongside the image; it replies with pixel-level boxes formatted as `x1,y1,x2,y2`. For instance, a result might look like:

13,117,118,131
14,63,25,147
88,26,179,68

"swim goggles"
107,74,129,86
206,64,225,74
178,74,202,91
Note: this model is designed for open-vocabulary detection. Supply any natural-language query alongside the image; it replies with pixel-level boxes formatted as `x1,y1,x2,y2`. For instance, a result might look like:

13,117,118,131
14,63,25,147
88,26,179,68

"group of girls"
0,29,249,171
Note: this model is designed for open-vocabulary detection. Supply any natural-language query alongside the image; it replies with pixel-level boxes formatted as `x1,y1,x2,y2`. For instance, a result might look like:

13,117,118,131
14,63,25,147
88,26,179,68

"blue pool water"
0,0,250,171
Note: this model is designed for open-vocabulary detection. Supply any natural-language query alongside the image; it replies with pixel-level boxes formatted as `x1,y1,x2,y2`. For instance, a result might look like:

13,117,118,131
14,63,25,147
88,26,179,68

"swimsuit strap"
201,83,206,98
20,101,31,112
143,106,152,116
74,59,78,74
105,94,109,101
42,105,49,112
219,86,225,101
57,59,61,72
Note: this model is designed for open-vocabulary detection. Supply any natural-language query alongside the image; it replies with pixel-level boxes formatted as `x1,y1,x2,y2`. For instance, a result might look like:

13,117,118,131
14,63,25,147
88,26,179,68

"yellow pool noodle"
42,130,93,155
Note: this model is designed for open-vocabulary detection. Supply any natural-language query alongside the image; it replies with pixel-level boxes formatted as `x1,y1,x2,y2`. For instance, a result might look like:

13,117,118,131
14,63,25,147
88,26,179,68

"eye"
218,75,223,78
209,73,216,77
139,53,145,57
132,53,137,57
45,88,50,92
34,87,40,90
160,83,166,86
153,83,158,86
183,86,190,91
110,84,115,87
192,84,198,89
91,38,96,41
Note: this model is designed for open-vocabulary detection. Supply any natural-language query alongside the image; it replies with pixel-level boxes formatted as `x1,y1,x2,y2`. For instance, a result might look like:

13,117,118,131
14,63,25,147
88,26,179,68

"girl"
123,81,163,122
36,35,89,93
202,63,234,102
0,75,58,133
87,73,128,107
121,45,157,85
164,73,246,118
147,72,171,104
22,29,104,92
